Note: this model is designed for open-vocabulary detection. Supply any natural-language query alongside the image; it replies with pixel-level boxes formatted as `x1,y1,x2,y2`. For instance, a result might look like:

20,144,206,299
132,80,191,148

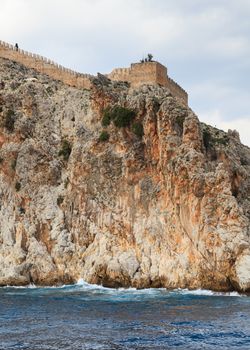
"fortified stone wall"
0,40,93,89
107,62,188,105
0,40,188,104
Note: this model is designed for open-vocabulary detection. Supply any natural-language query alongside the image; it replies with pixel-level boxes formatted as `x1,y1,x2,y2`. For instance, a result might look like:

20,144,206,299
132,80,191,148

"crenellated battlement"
0,40,188,104
0,40,94,89
107,61,188,104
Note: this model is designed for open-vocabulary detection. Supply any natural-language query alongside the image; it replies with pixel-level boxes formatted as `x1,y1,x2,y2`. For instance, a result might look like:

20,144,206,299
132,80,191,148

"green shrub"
102,105,136,128
64,178,69,188
147,53,153,62
58,140,72,161
99,130,109,142
203,129,228,149
176,115,185,130
240,157,248,166
132,122,144,138
15,181,21,192
11,159,17,170
4,109,15,132
46,86,54,96
203,130,211,149
102,108,111,127
19,207,25,215
112,106,136,127
215,135,229,145
57,195,64,206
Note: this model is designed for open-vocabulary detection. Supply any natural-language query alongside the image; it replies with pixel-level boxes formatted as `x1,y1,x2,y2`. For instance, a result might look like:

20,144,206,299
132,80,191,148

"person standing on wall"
15,43,18,51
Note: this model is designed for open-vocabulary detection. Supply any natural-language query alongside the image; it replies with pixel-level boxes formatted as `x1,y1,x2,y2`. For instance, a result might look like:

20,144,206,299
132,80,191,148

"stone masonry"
107,62,188,105
0,40,188,104
0,40,93,89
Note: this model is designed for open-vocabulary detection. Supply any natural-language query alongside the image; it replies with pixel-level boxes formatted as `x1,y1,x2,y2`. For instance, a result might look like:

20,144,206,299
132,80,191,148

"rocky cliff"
0,57,250,292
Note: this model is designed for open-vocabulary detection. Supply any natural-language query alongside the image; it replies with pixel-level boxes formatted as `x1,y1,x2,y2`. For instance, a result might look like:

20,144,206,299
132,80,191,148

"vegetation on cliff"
0,57,249,292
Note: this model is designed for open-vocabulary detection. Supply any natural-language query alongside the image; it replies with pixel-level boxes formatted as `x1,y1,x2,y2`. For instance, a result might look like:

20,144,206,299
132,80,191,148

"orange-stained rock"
0,57,249,292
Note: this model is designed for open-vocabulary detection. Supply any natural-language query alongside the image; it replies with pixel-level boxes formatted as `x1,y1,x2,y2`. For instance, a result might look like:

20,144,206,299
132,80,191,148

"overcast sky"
1,0,250,146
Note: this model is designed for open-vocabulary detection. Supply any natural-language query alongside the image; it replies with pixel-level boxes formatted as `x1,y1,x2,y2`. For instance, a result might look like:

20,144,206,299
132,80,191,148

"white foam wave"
0,279,245,297
174,288,242,297
76,278,110,290
76,280,244,297
76,279,166,294
3,283,37,289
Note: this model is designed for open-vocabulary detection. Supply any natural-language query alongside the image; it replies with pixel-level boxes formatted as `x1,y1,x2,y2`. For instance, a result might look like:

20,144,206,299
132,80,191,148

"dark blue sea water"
0,281,250,350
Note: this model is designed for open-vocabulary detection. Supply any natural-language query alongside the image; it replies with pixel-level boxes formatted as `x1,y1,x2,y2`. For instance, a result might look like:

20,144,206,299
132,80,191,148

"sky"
1,0,250,146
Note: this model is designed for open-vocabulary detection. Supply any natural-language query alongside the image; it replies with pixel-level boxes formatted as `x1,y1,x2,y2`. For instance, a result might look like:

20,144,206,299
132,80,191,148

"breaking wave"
1,278,244,298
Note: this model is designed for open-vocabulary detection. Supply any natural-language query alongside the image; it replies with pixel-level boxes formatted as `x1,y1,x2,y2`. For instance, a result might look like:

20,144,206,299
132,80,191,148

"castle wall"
129,62,158,86
107,61,188,105
0,40,188,104
165,76,188,104
155,62,167,86
107,67,131,82
0,40,92,89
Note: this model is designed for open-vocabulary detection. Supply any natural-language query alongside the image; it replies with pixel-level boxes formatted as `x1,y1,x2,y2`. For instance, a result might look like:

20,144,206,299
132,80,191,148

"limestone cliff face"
0,57,250,292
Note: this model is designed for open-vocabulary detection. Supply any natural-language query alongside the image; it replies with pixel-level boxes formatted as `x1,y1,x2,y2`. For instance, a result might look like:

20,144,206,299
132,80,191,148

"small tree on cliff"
147,53,153,62
140,54,153,63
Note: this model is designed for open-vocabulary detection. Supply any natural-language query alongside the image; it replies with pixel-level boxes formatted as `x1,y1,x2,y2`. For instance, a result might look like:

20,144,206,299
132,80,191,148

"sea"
0,280,250,350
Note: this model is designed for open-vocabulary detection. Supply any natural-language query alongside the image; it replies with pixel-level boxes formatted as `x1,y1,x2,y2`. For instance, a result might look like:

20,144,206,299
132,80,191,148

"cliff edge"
0,57,249,292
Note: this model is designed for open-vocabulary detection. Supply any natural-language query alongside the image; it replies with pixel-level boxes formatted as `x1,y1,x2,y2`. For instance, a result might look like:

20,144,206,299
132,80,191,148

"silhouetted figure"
15,43,18,51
